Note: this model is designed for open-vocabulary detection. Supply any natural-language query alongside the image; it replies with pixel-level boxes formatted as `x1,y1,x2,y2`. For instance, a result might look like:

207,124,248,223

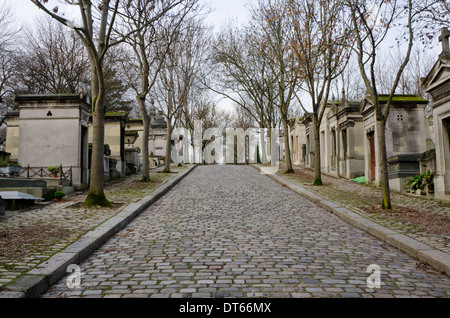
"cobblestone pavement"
42,165,450,298
276,164,450,255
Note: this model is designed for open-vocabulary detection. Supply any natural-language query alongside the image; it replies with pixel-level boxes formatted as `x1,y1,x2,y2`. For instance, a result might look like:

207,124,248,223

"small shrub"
0,159,21,167
47,166,61,174
54,191,65,200
405,170,434,191
43,189,57,201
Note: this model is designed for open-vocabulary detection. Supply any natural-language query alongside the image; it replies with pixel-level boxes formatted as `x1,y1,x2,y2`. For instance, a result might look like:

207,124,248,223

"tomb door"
443,117,450,192
291,135,294,163
331,129,337,171
444,117,450,150
342,129,348,174
81,126,89,184
368,131,376,181
302,144,306,164
306,135,310,165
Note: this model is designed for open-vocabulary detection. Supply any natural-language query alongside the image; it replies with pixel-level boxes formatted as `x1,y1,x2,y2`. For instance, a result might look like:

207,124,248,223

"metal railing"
18,164,73,186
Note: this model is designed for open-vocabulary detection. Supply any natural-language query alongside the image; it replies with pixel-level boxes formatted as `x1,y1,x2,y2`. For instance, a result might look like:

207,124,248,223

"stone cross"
439,27,450,57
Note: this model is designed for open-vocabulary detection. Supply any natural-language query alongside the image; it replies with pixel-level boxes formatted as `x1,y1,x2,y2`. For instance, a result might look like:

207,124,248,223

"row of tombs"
1,28,450,205
288,29,450,202
0,93,174,204
4,87,447,204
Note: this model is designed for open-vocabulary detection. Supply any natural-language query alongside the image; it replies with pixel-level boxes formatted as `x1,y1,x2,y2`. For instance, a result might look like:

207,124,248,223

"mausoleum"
360,94,429,191
8,94,91,188
421,27,450,201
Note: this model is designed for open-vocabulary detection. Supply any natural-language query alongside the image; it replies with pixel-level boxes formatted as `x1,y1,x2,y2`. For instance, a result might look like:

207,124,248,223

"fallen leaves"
0,224,68,260
364,205,450,235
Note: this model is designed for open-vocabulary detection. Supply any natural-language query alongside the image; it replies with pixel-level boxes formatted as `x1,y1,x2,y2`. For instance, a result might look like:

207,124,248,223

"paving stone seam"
251,164,450,277
0,164,198,298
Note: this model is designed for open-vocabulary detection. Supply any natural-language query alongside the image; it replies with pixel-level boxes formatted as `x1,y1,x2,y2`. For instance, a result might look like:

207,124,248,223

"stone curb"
0,164,198,298
252,165,450,276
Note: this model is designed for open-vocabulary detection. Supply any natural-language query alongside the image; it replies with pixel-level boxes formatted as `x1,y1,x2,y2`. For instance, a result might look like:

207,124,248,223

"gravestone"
0,191,43,210
125,108,169,168
0,178,47,198
125,148,141,174
90,112,127,177
387,154,421,192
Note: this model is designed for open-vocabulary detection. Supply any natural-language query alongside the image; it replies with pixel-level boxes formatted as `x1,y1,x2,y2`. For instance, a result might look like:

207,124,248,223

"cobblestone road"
42,165,450,298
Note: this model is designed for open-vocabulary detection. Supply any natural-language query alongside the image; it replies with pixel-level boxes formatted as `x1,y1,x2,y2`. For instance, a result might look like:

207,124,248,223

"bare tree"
187,93,226,131
13,17,131,112
211,22,281,163
250,0,299,173
14,17,89,95
374,43,436,96
331,55,366,102
0,2,20,126
102,46,135,113
212,23,279,131
287,0,352,185
116,0,193,181
154,13,207,172
234,104,256,131
29,0,145,206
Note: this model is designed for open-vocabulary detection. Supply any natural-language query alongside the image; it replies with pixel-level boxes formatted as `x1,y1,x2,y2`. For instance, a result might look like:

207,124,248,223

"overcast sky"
12,0,256,30
8,0,444,112
9,0,256,112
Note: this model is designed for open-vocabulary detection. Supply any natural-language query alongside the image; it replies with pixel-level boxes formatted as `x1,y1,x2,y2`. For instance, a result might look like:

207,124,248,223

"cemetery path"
42,165,450,298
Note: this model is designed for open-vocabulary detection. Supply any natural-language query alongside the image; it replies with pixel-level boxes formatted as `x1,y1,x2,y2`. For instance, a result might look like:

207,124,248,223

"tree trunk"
89,107,106,193
138,97,151,182
313,119,323,186
282,116,293,173
82,0,112,207
84,68,110,206
376,119,392,209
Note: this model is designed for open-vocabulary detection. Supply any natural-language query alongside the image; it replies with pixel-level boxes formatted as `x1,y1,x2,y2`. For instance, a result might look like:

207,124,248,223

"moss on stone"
313,178,323,186
141,176,152,183
377,94,428,103
84,192,112,208
105,112,127,117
